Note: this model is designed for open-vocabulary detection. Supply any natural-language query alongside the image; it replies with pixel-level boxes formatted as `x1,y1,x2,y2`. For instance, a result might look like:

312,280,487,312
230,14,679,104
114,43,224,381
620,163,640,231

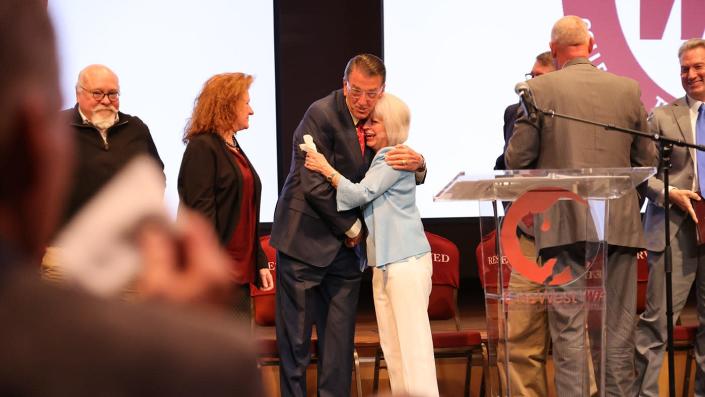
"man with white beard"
60,64,164,227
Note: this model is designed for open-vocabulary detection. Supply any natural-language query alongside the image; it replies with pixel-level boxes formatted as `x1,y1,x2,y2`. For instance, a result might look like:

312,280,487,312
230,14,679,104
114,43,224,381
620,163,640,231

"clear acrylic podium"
435,167,655,397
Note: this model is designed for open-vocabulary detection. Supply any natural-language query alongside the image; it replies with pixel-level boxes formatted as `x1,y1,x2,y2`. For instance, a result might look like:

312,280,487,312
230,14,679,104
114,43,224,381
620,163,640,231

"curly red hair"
183,72,253,143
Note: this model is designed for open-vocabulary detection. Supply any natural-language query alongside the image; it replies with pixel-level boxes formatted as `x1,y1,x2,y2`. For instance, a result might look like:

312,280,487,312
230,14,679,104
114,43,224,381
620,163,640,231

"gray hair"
678,38,705,60
551,16,591,47
372,93,410,146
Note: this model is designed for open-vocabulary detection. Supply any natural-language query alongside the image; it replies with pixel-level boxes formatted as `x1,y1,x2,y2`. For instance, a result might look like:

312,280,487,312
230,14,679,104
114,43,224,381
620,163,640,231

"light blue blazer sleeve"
336,147,402,210
332,147,429,267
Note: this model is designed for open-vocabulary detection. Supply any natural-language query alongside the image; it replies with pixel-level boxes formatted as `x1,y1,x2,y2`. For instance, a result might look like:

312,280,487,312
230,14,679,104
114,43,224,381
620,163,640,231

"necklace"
225,135,240,152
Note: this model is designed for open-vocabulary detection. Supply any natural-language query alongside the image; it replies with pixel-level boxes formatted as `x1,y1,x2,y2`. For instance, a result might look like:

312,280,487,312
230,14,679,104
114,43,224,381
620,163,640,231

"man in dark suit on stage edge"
270,53,426,397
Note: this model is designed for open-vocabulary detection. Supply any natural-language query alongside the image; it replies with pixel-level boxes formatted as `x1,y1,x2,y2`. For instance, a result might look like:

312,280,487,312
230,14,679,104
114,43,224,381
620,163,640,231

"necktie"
697,104,705,191
356,121,366,155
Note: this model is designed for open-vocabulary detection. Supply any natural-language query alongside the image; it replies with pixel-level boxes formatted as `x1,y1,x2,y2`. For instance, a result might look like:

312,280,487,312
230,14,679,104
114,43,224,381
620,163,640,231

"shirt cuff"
657,185,676,207
345,219,362,238
417,155,426,172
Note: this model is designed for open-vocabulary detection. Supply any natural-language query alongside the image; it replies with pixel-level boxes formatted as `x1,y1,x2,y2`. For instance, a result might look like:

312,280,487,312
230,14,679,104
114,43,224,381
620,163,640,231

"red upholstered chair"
474,228,509,395
636,249,649,315
474,229,511,292
372,231,487,397
635,249,697,397
249,235,284,365
250,235,362,397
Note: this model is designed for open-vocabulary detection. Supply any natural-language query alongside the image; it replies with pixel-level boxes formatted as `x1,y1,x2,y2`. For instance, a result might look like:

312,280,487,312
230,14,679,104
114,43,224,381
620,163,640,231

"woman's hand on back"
304,151,334,176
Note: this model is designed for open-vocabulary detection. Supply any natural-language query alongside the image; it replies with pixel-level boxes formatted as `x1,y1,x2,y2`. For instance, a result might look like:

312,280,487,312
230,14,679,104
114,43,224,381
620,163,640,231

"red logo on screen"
562,0,705,110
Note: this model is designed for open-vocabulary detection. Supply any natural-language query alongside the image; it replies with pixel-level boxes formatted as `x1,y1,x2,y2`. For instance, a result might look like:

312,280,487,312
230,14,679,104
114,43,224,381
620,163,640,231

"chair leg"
481,343,490,397
373,347,383,393
353,349,362,397
464,350,473,397
683,347,694,397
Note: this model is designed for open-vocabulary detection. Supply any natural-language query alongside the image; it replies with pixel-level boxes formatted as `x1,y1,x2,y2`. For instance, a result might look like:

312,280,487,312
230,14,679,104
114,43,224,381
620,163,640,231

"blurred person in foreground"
505,15,657,396
304,93,438,397
0,1,262,395
178,73,274,319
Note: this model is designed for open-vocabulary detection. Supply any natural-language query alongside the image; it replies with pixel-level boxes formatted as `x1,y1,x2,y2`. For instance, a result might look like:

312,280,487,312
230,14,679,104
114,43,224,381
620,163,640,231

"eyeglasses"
80,85,120,102
346,81,383,101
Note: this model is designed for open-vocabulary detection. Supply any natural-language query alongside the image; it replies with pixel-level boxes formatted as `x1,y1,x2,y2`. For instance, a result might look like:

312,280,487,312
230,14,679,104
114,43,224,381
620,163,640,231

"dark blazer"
177,133,267,275
506,57,658,249
61,105,164,227
495,102,520,170
270,89,373,267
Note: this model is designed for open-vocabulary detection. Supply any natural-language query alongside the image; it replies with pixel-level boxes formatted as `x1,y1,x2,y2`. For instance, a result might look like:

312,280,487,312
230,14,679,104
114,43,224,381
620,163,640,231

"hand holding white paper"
53,155,169,297
298,134,317,153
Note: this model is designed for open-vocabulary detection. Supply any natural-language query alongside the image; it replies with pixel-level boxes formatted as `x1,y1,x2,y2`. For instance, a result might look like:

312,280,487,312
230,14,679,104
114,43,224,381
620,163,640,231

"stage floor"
256,277,699,396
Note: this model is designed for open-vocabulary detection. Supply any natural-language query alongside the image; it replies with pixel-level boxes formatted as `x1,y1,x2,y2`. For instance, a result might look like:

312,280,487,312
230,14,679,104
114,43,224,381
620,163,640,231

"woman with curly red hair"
178,73,273,317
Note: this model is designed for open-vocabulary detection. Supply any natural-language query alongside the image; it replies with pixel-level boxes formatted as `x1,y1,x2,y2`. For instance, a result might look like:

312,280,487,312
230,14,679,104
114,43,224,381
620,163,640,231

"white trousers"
373,252,439,397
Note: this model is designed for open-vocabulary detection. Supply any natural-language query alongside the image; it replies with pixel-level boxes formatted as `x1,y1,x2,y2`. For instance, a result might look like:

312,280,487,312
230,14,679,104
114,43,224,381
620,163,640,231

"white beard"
90,106,118,130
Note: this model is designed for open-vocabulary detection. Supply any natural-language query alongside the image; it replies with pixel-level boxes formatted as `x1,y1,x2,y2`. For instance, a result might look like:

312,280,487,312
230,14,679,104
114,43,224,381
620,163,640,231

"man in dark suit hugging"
271,53,427,397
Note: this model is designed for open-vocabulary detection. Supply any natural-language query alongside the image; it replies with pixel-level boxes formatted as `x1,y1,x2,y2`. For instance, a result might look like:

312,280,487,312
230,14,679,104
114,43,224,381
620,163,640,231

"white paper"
298,134,317,153
53,155,169,297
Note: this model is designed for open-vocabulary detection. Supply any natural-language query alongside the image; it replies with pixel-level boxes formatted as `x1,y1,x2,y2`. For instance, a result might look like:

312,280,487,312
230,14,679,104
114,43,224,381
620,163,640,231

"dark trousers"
275,247,362,397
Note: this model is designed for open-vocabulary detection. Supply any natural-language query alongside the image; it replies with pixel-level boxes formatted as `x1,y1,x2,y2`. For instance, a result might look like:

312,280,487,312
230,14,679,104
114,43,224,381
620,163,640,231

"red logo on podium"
501,188,593,286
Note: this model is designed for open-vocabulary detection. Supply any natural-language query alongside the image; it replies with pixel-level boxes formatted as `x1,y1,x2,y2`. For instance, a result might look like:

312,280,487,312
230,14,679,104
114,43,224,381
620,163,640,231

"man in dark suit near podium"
271,54,426,397
495,51,554,171
505,15,657,396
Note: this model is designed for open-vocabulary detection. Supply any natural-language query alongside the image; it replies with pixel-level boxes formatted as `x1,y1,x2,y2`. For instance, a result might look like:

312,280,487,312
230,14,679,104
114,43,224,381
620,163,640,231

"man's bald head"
76,64,120,92
549,15,595,69
76,64,121,129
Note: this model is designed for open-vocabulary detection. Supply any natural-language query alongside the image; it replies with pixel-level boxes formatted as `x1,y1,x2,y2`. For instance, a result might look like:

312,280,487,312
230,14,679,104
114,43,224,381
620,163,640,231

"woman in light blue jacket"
304,93,438,397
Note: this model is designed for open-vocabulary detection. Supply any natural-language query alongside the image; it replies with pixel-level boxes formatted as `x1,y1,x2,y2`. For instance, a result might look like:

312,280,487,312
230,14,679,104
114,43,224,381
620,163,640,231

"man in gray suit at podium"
505,15,657,397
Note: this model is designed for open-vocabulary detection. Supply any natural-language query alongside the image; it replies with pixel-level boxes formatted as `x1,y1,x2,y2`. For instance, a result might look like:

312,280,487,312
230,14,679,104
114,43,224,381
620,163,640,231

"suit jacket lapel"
671,97,694,160
336,90,365,165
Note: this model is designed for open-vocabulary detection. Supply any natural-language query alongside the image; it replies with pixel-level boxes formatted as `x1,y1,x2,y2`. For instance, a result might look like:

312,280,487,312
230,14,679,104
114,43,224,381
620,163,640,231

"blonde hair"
372,93,410,146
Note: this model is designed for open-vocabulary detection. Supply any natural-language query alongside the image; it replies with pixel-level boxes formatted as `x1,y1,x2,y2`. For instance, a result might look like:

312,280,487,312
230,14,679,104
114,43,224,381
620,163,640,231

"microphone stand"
532,105,705,397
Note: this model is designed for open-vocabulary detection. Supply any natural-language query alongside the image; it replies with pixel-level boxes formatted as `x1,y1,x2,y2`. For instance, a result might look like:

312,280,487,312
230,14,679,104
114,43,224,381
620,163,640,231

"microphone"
514,81,538,120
